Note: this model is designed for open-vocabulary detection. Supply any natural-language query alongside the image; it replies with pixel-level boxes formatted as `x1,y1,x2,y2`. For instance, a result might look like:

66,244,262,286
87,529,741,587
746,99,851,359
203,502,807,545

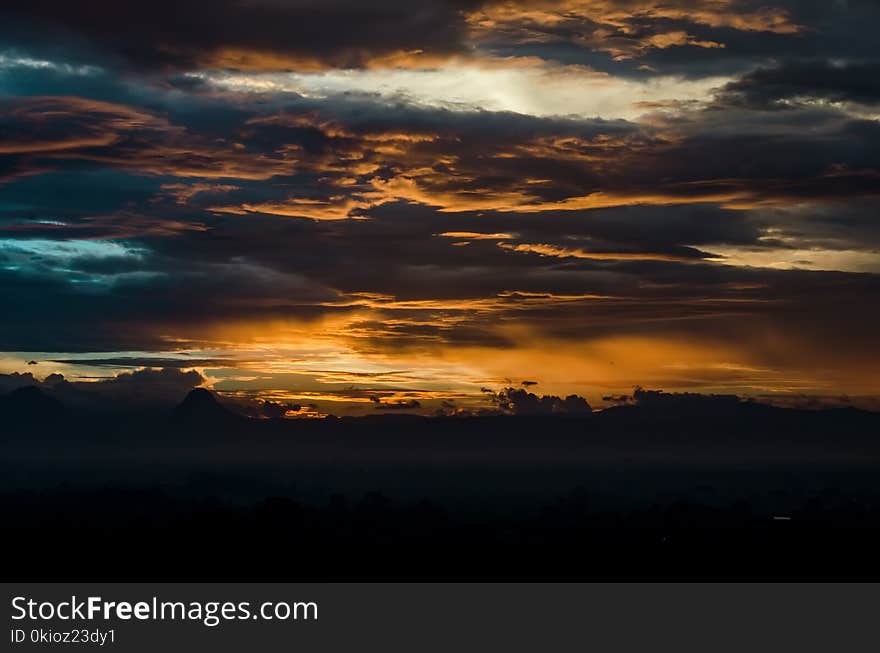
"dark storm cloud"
466,0,803,77
3,0,880,87
0,91,876,355
0,90,875,223
0,95,301,183
5,0,876,82
2,80,874,228
168,94,879,225
48,357,237,368
0,0,481,71
0,232,346,351
471,1,880,79
718,61,880,109
748,200,880,250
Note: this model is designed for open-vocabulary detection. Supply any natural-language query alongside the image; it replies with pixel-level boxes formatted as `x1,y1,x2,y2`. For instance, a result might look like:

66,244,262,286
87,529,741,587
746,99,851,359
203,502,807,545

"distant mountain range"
2,386,879,465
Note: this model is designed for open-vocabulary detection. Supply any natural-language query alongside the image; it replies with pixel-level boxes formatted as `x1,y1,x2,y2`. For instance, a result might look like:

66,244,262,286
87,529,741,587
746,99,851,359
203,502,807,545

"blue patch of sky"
0,238,161,286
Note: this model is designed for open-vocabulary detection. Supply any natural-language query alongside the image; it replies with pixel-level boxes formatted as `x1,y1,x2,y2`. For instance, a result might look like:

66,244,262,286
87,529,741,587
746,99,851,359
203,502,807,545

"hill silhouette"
0,385,65,424
0,384,878,457
171,388,240,424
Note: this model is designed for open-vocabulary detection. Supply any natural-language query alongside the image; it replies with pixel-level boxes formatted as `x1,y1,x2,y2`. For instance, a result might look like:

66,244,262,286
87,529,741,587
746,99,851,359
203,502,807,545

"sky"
0,0,879,416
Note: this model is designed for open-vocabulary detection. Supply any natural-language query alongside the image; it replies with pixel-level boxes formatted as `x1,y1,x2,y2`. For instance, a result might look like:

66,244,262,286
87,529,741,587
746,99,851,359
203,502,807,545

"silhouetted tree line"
5,486,880,580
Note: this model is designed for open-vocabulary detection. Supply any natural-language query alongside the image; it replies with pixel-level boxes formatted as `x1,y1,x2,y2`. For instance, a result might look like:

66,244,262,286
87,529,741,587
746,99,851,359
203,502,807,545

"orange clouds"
643,30,725,51
368,175,541,213
58,143,298,181
202,105,879,221
467,0,801,60
245,113,439,145
1,96,300,181
191,321,880,412
9,96,871,224
371,177,752,215
196,47,461,73
498,242,702,262
438,231,516,240
160,183,240,205
211,196,374,221
0,96,165,155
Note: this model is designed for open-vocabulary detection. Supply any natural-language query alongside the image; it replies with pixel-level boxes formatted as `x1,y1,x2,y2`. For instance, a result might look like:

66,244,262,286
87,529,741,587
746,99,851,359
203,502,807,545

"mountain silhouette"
171,388,240,424
0,385,65,423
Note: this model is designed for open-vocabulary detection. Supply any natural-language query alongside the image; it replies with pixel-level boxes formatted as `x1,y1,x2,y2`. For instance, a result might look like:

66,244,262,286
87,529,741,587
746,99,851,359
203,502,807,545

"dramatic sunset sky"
0,0,878,415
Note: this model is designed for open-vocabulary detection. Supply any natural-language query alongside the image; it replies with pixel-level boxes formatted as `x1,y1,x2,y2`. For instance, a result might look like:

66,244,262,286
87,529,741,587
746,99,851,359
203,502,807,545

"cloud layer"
1,0,878,413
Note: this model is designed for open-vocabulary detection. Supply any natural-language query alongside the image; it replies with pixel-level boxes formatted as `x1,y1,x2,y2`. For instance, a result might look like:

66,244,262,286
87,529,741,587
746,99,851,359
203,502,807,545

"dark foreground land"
4,387,880,580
